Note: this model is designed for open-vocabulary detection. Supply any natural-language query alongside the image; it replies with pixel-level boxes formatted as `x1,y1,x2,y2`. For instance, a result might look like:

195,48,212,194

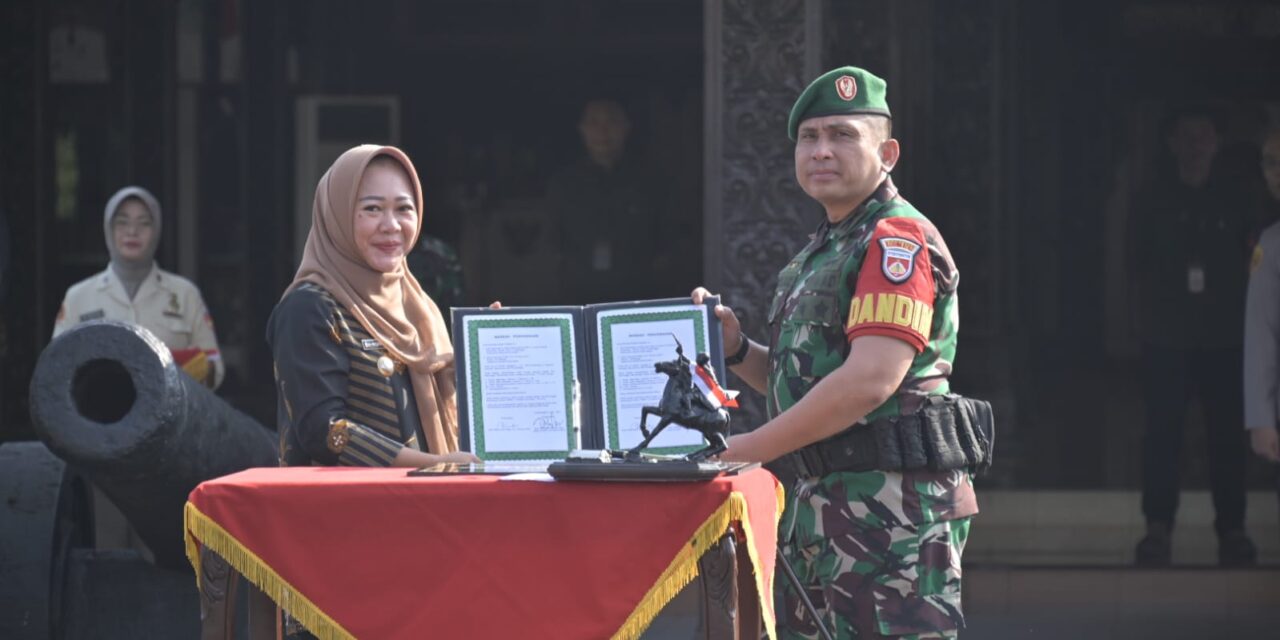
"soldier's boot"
1217,530,1257,567
1134,522,1172,566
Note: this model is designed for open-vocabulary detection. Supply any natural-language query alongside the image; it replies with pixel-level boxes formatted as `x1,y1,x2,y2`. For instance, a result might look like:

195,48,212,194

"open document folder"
451,297,727,462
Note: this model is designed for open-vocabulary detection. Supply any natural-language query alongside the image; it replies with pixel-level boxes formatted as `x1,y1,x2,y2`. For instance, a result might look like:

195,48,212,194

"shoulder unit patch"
878,237,921,283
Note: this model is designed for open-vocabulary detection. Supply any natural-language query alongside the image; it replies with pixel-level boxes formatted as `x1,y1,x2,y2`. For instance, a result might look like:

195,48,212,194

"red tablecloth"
185,467,783,640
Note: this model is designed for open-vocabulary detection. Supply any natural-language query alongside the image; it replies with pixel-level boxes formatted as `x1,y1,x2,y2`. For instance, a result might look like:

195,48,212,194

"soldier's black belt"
788,394,994,478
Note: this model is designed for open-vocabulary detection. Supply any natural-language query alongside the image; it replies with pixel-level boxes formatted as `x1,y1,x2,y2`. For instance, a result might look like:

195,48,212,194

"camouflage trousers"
778,502,971,638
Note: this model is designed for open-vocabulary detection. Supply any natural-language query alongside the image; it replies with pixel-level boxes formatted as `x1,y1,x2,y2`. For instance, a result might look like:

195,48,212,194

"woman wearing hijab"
53,186,224,388
267,145,478,468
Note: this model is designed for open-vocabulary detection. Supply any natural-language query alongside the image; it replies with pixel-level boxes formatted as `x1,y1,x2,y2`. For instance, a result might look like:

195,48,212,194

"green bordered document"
452,297,725,461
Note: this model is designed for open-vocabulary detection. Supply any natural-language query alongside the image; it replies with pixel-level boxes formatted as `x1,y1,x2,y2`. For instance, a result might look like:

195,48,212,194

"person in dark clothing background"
545,99,662,304
1129,106,1256,567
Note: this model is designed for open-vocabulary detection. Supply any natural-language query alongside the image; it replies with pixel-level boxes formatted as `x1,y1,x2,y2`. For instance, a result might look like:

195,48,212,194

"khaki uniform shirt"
1245,221,1280,429
53,264,224,389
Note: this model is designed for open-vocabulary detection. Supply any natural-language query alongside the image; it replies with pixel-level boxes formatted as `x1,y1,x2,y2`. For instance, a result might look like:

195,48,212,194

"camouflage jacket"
767,178,977,530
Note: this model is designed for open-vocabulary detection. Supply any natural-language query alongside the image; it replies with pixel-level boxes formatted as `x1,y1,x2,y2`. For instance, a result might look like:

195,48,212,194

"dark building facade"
4,0,1280,491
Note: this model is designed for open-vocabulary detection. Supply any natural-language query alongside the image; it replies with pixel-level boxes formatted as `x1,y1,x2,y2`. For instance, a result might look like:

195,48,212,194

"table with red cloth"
184,466,784,640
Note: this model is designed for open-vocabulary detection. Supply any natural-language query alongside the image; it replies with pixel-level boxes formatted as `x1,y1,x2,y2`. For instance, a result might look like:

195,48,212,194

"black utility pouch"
922,397,969,472
956,396,995,475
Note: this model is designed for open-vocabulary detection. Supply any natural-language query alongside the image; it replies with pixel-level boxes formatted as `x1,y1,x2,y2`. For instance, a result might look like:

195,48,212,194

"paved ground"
964,565,1280,639
964,608,1280,639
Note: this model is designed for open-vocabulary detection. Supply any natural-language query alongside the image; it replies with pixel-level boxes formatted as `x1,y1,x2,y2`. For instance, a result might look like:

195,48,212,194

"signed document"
458,314,581,461
452,298,725,460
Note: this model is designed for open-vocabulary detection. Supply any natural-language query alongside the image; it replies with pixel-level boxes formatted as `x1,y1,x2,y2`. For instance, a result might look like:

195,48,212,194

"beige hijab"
287,144,459,454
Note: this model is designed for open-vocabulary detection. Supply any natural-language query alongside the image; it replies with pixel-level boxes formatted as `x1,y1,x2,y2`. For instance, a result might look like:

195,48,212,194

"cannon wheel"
0,441,93,639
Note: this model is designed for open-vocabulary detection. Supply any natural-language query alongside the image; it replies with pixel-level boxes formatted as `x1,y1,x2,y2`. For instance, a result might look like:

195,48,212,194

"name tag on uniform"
163,293,182,317
79,309,105,321
361,338,382,351
1187,264,1205,295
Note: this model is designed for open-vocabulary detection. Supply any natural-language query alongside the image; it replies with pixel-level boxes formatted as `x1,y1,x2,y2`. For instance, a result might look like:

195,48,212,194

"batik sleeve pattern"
271,286,405,467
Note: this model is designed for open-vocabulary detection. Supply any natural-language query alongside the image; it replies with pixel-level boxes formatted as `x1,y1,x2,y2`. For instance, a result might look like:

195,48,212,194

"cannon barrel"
29,321,277,570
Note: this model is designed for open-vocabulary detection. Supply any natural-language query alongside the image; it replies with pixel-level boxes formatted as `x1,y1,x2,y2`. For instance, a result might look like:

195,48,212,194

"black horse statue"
625,338,732,462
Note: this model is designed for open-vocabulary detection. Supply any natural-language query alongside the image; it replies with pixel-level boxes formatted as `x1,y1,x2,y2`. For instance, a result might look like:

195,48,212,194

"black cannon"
27,321,277,570
0,320,276,638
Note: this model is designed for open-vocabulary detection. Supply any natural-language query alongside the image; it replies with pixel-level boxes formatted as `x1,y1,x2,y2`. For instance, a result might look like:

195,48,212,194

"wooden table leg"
699,532,740,639
246,583,278,640
199,547,237,640
198,548,278,640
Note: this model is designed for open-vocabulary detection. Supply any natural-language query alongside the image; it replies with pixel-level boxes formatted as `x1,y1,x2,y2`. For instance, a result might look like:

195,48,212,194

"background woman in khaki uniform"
52,185,225,389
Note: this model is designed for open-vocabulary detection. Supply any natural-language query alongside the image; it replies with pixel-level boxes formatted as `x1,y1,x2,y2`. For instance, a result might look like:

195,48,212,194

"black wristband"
724,335,751,366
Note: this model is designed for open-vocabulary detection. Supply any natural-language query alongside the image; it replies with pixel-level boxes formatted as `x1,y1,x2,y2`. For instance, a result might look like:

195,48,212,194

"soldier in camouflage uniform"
694,67,977,638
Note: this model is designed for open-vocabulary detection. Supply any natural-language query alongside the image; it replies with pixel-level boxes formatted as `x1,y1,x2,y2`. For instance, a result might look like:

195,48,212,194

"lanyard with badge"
1187,262,1205,294
1177,204,1218,294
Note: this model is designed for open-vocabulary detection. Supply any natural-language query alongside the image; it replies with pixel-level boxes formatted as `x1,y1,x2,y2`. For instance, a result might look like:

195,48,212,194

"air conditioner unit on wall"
294,95,400,265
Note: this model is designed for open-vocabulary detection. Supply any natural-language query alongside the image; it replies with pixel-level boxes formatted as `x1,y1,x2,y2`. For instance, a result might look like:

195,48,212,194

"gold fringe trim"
612,485,785,640
184,502,356,640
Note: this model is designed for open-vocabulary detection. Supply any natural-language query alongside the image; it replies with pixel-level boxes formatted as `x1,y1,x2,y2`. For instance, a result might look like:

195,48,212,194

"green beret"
787,66,891,140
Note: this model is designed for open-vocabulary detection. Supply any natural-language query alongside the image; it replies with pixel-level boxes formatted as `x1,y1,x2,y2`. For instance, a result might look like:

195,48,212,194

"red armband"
845,217,936,352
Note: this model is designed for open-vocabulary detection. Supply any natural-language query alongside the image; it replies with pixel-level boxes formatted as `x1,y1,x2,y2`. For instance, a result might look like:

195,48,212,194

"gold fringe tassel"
612,486,785,640
184,502,356,640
